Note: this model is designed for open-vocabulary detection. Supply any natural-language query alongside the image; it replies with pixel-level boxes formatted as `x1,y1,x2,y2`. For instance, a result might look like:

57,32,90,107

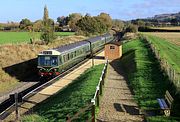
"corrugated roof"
105,41,122,46
53,41,89,53
47,33,112,54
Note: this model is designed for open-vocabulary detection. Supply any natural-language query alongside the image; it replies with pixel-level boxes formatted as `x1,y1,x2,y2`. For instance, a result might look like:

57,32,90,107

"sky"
0,0,180,23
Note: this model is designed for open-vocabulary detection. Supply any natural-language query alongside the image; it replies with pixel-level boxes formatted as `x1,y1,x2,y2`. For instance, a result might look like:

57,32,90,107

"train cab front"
37,50,61,80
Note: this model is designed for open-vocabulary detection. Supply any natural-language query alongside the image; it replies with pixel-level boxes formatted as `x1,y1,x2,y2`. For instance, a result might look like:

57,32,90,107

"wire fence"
143,37,180,89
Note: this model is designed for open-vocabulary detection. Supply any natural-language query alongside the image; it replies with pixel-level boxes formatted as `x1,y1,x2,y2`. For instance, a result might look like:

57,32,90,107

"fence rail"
91,60,108,122
143,37,180,89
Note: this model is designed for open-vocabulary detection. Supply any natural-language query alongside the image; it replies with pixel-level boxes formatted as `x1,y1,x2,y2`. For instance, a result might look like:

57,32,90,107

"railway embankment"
0,36,86,99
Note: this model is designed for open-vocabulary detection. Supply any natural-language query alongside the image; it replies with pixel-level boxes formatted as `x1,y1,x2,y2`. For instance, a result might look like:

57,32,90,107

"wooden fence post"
96,86,99,107
15,93,19,121
91,99,95,122
102,71,105,86
100,81,102,95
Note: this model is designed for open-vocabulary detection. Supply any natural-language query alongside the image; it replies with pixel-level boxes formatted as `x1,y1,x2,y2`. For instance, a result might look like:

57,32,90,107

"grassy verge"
0,32,75,44
121,38,169,109
22,64,104,122
147,116,180,122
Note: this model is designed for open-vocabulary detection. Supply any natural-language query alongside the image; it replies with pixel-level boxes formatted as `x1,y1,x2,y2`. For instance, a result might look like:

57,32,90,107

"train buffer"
157,90,174,116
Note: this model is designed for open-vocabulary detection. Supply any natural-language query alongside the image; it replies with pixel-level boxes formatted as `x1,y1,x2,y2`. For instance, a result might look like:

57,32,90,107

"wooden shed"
104,41,122,60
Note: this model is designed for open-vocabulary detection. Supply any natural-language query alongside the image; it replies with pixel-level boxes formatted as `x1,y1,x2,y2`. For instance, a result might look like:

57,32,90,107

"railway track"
0,50,103,121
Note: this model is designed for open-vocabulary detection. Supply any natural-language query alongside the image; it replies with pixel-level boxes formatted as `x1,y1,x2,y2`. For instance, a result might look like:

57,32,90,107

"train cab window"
110,46,115,49
39,56,51,66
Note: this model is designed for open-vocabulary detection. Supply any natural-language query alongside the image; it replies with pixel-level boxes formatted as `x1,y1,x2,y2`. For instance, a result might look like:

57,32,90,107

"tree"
76,15,107,35
171,18,178,26
97,13,112,30
57,16,69,26
137,20,145,27
19,18,32,30
41,5,55,44
125,24,138,33
68,13,82,31
33,20,43,32
112,19,124,31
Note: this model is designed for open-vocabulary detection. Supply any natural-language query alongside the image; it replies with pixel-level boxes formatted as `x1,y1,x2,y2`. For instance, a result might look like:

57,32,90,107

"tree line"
0,5,140,44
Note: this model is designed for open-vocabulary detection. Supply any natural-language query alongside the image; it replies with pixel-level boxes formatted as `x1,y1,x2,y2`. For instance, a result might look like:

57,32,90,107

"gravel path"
97,60,144,122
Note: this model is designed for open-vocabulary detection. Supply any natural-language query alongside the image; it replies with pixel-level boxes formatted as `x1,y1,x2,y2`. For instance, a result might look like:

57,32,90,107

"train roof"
38,33,112,55
53,33,111,53
54,40,89,54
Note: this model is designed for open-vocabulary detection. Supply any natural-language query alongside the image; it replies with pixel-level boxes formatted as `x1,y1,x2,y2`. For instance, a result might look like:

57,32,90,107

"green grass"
55,32,75,37
144,35,180,73
22,64,104,122
121,38,169,109
121,38,180,121
147,116,180,122
0,32,75,44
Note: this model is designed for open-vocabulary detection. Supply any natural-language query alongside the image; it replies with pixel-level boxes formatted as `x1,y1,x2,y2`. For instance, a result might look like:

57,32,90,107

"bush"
125,24,138,33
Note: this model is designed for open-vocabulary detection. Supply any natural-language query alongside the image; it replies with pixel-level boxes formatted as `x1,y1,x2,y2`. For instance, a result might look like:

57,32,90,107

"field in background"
143,32,180,46
144,35,180,73
152,26,180,30
0,32,75,44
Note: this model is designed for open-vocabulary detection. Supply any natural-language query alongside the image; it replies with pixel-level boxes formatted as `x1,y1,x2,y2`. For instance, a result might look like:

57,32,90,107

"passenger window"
63,55,66,62
59,56,62,64
75,51,76,56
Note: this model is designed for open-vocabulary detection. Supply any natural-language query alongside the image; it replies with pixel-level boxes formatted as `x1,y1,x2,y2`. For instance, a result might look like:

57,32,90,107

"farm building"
104,41,122,60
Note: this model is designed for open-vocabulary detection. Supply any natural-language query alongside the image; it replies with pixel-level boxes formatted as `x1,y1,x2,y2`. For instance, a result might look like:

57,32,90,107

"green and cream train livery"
37,33,114,78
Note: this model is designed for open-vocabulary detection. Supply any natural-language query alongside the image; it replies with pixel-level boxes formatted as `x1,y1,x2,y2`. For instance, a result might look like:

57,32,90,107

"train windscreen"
38,56,58,66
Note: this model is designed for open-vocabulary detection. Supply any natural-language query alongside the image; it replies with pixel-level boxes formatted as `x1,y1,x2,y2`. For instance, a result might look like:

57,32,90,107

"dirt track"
97,60,144,122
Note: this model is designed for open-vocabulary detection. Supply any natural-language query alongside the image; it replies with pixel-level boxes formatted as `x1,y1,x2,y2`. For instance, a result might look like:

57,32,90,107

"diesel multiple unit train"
37,33,114,77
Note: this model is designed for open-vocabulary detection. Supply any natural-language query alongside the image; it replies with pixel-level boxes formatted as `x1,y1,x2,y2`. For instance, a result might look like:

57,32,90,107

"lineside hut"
104,41,122,60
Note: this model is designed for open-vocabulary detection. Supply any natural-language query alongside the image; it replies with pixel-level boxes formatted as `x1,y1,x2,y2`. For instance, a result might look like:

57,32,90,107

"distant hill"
152,12,180,21
131,12,180,27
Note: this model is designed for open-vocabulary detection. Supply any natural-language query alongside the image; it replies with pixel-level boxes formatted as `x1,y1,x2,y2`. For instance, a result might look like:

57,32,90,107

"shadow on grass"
2,58,38,82
23,65,103,122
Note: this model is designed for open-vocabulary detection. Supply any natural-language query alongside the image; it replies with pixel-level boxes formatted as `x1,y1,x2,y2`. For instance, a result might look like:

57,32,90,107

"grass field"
143,32,180,46
0,32,75,44
144,35,180,73
152,26,180,30
22,64,104,122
